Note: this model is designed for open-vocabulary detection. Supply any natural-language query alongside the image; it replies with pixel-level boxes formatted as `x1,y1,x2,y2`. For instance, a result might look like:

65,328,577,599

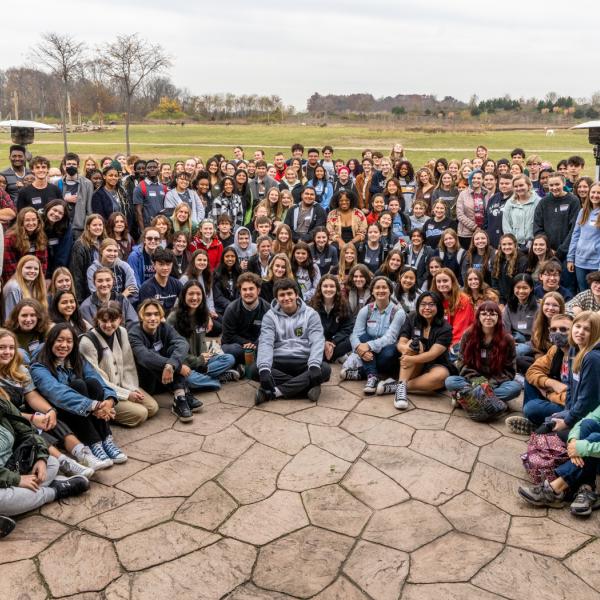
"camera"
409,337,421,353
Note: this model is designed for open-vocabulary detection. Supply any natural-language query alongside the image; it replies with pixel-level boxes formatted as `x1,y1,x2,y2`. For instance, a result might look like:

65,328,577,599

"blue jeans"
555,419,600,489
575,266,595,293
358,333,399,379
186,353,235,391
522,381,564,426
445,375,522,402
560,258,577,296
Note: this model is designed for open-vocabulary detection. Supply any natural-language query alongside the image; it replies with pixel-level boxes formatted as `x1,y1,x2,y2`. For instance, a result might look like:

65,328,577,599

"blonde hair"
0,329,28,383
13,255,48,311
266,253,294,282
570,311,600,373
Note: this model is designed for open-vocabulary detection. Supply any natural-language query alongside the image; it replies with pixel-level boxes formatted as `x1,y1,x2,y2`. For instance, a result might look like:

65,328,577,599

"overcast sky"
3,0,597,110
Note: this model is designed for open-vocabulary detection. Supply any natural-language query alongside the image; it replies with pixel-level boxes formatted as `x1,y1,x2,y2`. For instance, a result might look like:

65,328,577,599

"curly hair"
309,274,350,320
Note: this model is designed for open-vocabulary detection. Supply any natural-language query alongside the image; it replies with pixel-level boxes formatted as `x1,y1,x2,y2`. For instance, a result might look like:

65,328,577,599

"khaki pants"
114,391,159,427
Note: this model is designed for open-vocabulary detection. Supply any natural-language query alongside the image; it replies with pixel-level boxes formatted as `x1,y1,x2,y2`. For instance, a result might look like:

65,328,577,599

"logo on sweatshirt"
294,327,303,337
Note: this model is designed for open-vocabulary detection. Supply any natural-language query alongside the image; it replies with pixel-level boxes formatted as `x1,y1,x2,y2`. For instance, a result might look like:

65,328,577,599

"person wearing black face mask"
505,313,573,435
60,153,94,240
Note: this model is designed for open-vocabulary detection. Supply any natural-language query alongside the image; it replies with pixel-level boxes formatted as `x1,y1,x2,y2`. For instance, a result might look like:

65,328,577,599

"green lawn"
1,123,595,174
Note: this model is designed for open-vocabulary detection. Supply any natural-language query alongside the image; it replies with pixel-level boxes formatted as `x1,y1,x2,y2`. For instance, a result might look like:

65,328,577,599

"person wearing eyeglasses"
126,226,162,287
506,313,574,436
444,301,521,410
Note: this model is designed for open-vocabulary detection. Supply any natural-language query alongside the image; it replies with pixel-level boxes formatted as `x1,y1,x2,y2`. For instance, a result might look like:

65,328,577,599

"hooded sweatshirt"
231,227,257,260
256,298,324,371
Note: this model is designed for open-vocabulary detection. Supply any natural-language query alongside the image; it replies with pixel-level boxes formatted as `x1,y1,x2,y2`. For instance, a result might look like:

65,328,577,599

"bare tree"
32,33,87,153
98,33,171,154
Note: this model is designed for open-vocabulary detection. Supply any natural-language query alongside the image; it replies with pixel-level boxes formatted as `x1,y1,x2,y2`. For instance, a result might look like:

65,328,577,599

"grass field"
1,124,596,175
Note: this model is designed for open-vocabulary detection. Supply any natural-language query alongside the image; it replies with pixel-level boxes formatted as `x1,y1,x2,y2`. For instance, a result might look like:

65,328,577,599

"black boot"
0,515,16,538
50,476,90,500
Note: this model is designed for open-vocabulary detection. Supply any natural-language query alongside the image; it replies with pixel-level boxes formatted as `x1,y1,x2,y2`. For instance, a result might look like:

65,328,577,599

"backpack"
454,376,507,422
84,329,122,363
139,180,168,198
521,432,568,484
366,301,399,323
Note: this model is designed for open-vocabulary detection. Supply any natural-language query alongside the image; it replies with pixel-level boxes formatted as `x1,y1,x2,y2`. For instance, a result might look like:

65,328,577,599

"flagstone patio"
1,365,599,599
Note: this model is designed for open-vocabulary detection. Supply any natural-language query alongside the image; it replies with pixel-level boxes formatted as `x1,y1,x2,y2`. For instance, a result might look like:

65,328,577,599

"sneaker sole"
506,417,533,436
518,488,565,508
110,456,128,465
0,516,16,538
364,388,377,396
171,408,193,422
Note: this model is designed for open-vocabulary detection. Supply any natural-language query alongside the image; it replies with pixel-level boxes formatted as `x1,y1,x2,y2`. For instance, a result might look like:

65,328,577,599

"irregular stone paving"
2,366,599,599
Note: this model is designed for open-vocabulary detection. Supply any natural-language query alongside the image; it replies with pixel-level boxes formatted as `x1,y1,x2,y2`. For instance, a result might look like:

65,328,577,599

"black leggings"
55,378,111,446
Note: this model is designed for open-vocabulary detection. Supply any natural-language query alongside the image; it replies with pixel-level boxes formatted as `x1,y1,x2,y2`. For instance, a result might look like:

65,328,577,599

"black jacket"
533,192,580,259
128,322,189,373
221,297,271,346
315,305,354,345
284,203,327,242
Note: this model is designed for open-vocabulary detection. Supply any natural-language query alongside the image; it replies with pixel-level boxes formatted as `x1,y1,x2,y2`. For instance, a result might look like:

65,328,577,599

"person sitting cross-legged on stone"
505,313,573,436
79,301,159,428
518,407,600,517
341,276,406,396
254,278,331,405
128,299,195,423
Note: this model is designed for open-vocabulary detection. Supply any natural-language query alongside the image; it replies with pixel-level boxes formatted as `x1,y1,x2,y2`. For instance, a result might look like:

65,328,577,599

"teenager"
91,164,131,225
2,255,48,322
483,173,512,248
567,181,600,291
430,268,475,352
445,301,521,404
491,233,528,305
255,278,331,403
284,186,327,243
310,227,339,276
213,246,242,316
526,234,554,282
30,323,127,465
462,267,490,309
306,165,334,210
15,156,61,212
221,272,271,366
461,228,495,285
259,253,294,304
534,259,573,301
87,238,138,301
80,268,138,330
3,207,47,284
42,199,72,278
431,171,459,220
403,228,434,288
342,276,406,395
187,219,223,271
357,222,387,274
167,281,239,392
310,275,354,362
346,265,373,316
164,172,205,225
106,212,134,260
437,228,466,284
378,291,454,408
530,292,565,356
49,290,91,337
291,241,321,302
502,175,540,250
128,299,196,422
80,302,159,427
69,214,106,302
566,271,600,316
502,273,539,359
395,266,422,314
423,200,456,250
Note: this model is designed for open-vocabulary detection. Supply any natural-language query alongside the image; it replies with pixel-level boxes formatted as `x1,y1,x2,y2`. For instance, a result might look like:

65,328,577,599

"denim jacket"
350,301,406,353
30,359,117,417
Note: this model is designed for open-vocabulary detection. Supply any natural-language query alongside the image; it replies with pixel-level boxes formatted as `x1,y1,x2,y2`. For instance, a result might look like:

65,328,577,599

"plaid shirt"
208,193,243,228
3,231,48,283
566,290,600,316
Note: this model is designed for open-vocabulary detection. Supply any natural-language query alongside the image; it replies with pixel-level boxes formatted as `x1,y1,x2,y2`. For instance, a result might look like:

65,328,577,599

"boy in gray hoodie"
255,278,330,404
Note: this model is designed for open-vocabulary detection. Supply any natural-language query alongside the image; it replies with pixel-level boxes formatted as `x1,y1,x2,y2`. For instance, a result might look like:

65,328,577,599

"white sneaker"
59,455,94,479
74,445,113,471
376,377,398,396
394,381,408,409
364,375,379,396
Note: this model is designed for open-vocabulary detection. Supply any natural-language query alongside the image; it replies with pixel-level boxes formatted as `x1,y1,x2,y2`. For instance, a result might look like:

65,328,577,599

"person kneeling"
0,389,89,524
380,291,454,409
445,300,522,411
80,302,159,428
254,278,330,404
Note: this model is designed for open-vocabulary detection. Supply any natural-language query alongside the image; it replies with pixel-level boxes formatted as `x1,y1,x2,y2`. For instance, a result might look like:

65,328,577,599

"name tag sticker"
48,238,59,246
517,322,528,330
149,191,157,197
559,204,569,212
32,197,42,205
153,341,163,351
481,349,487,358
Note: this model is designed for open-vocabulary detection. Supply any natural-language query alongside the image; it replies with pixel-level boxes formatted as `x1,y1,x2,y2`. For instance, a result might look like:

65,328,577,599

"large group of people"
0,139,599,540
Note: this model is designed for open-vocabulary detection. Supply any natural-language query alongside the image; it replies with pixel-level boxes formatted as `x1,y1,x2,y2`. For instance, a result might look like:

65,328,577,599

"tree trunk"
125,95,131,155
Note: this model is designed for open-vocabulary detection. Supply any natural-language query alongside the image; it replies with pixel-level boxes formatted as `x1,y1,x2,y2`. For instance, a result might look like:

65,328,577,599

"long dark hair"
173,280,209,338
526,233,554,273
49,290,88,336
507,273,537,312
462,301,510,374
185,249,212,289
42,199,70,238
37,322,84,378
396,266,419,302
214,247,242,290
291,241,317,275
464,228,492,281
415,291,445,329
310,274,350,320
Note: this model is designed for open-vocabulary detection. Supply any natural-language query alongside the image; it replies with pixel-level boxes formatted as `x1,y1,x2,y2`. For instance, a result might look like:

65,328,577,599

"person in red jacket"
431,267,475,360
187,220,223,271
